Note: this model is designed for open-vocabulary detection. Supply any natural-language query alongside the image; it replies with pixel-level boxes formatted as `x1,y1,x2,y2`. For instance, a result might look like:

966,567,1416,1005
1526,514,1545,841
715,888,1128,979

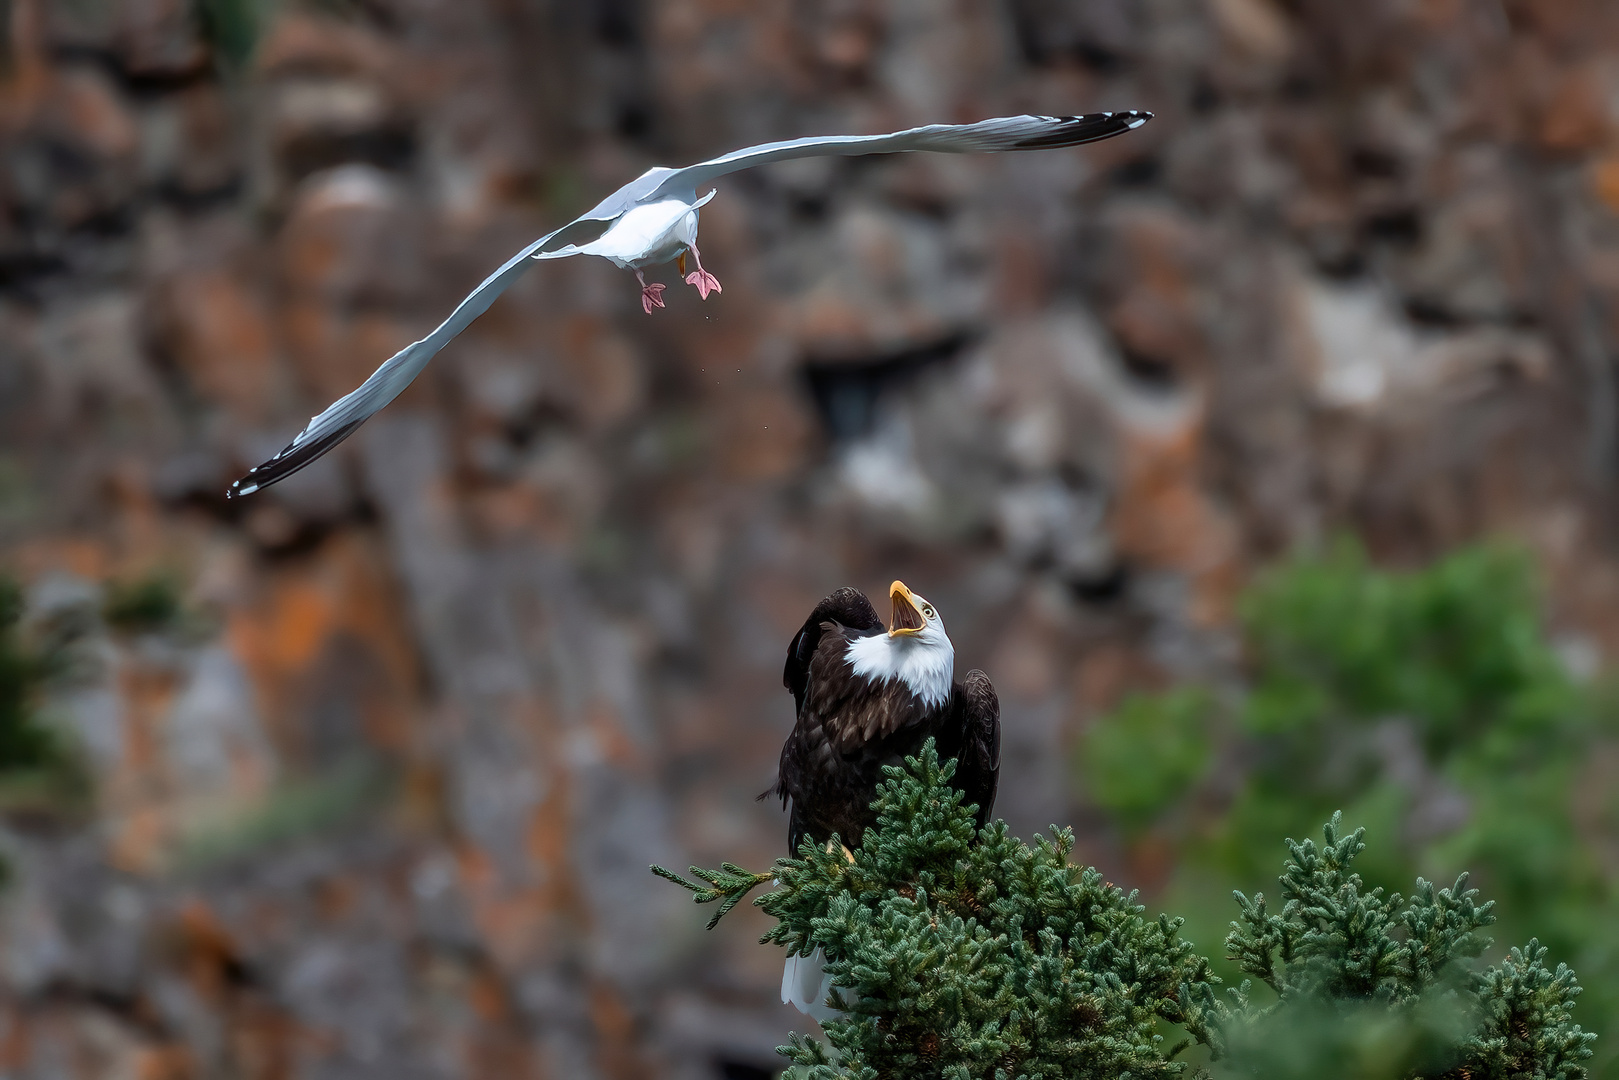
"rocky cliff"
2,0,1618,1077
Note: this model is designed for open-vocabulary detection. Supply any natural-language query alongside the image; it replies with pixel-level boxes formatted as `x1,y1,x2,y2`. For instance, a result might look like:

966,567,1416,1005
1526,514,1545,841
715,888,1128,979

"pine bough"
653,743,1594,1079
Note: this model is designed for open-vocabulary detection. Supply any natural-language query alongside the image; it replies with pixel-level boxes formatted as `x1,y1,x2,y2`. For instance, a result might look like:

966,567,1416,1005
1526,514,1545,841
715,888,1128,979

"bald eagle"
769,582,1000,1017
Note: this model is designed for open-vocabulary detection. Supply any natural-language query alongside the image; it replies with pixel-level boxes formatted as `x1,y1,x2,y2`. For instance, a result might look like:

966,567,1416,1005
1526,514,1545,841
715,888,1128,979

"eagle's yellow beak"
889,580,926,637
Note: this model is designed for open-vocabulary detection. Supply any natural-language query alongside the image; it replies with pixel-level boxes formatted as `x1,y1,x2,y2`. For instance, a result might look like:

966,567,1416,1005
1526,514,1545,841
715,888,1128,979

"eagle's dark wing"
937,669,1001,832
782,587,882,715
649,112,1152,201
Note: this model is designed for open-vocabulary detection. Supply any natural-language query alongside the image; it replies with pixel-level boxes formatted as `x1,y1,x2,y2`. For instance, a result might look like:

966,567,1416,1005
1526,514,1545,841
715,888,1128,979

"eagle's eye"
922,605,935,620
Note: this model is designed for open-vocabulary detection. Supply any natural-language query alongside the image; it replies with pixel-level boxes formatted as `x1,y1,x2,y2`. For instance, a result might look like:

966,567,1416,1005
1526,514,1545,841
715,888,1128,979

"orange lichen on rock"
1111,415,1242,625
227,531,420,758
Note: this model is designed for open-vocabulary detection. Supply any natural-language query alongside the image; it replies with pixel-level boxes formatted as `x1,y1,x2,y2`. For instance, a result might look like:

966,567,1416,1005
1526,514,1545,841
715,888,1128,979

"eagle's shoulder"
811,587,884,633
783,587,883,713
953,670,1000,738
802,618,883,739
940,668,1001,828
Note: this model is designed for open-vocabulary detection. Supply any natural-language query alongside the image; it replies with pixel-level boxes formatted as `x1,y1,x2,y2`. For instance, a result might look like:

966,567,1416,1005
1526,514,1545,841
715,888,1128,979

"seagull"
228,110,1152,498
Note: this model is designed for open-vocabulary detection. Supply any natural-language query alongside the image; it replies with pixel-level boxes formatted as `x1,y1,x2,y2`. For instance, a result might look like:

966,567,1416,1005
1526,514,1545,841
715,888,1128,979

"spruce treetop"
655,744,1594,1080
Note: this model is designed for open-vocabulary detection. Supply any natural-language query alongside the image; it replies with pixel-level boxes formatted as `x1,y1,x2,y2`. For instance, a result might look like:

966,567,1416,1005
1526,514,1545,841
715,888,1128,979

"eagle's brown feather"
770,588,1001,855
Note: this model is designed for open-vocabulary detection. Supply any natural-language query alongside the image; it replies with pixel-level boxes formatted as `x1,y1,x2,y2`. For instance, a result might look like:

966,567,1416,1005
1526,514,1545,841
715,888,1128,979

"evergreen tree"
0,576,95,829
0,579,55,771
1188,813,1595,1080
660,741,1214,1079
1079,540,1619,1075
656,743,1595,1080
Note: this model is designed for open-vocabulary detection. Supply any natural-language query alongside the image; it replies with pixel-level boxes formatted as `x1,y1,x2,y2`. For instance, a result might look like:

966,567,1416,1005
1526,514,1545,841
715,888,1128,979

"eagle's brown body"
770,586,1001,854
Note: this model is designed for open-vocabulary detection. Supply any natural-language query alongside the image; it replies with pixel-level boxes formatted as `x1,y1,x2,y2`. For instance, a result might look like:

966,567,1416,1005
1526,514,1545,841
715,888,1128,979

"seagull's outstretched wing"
229,113,1151,497
227,216,605,498
648,111,1151,199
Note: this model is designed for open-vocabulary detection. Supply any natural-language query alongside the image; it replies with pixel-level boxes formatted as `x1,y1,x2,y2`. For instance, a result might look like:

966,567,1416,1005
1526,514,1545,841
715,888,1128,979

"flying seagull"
228,110,1152,498
768,581,999,1020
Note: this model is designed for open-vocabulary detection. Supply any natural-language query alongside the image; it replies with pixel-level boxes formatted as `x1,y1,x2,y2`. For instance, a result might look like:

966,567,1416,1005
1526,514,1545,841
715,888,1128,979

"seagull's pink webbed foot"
636,270,666,314
682,244,722,300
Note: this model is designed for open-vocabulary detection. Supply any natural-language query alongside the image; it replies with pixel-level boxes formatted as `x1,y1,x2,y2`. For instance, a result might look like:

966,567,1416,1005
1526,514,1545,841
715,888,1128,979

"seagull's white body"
229,110,1152,497
555,191,715,270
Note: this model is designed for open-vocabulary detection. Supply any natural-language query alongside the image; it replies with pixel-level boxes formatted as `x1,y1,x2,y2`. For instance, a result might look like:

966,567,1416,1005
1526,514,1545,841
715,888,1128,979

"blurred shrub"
196,0,260,69
1082,687,1212,833
196,0,371,69
0,578,89,831
103,573,185,634
179,758,389,868
0,579,55,771
1081,539,1619,1076
1239,540,1575,760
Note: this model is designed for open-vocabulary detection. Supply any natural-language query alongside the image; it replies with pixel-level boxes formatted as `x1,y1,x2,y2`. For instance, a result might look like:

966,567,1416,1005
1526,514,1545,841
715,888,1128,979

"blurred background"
3,0,1619,1076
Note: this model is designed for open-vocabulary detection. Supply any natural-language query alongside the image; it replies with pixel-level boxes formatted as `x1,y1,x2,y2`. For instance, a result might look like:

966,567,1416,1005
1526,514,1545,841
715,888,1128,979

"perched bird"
770,580,1000,854
770,581,1000,1020
227,111,1152,498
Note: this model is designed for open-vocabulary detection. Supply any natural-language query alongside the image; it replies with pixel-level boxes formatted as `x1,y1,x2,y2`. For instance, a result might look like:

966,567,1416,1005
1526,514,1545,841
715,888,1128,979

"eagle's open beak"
889,580,925,637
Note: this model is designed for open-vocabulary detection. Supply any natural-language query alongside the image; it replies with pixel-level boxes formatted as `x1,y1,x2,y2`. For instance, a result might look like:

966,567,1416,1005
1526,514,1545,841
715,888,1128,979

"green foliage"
194,0,259,68
102,574,185,635
1208,541,1589,887
1082,688,1213,832
0,579,58,771
666,741,1219,1080
652,862,775,930
658,745,1596,1080
1081,539,1619,1074
1237,540,1577,761
1227,542,1587,875
1223,815,1495,1003
1189,814,1594,1080
195,0,370,70
178,759,389,867
0,577,90,831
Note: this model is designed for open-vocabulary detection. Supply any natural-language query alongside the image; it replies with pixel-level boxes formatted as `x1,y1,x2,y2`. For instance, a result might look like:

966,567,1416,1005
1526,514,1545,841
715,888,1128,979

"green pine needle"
654,741,1595,1079
650,861,776,930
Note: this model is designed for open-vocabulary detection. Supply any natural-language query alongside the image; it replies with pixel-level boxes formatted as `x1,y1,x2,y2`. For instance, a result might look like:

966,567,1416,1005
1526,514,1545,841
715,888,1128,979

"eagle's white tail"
781,948,841,1022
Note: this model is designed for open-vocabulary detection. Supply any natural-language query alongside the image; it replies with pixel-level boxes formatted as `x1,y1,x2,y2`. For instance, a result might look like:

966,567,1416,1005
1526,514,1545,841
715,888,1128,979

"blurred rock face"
2,0,1619,1077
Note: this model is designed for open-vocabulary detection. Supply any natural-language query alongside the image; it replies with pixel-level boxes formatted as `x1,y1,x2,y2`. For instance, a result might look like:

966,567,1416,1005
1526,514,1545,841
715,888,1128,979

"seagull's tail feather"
228,227,584,499
781,948,841,1023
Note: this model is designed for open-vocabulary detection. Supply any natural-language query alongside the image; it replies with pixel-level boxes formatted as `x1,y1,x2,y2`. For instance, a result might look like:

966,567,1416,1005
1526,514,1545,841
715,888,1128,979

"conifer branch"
1205,815,1592,1080
649,862,776,930
655,745,1594,1079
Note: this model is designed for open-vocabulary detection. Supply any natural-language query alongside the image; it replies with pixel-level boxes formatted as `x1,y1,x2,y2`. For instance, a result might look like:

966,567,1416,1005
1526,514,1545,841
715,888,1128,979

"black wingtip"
225,416,365,500
1014,109,1154,150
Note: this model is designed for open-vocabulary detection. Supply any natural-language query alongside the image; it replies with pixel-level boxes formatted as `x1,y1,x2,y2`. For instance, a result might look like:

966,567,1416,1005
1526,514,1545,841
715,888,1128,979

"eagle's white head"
845,580,955,709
